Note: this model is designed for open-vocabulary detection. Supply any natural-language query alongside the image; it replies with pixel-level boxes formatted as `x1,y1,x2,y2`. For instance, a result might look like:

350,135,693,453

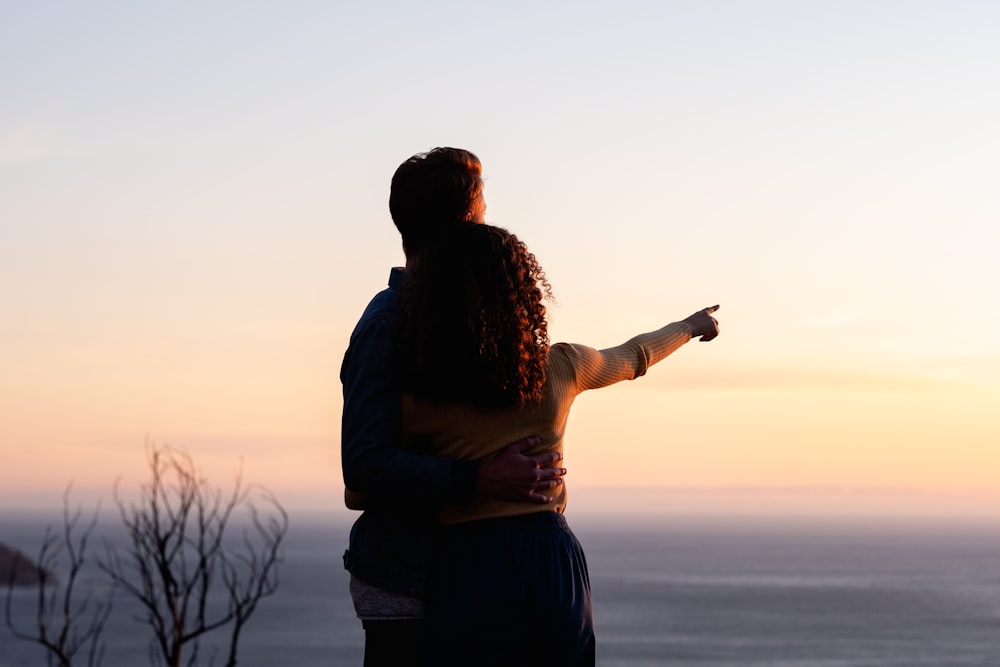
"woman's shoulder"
548,341,576,359
550,341,597,355
548,341,599,369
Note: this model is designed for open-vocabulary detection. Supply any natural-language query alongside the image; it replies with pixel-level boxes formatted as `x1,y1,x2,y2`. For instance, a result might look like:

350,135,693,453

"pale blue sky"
3,2,999,512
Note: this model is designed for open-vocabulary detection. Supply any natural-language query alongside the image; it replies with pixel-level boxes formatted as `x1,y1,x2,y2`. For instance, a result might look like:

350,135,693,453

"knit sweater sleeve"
556,320,695,392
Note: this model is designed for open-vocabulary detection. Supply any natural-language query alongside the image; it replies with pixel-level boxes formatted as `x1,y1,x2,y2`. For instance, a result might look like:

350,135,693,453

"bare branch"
4,489,112,667
99,442,287,667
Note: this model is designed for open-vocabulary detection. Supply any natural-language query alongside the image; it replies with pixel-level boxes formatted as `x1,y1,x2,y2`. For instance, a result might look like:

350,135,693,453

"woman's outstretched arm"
557,305,720,392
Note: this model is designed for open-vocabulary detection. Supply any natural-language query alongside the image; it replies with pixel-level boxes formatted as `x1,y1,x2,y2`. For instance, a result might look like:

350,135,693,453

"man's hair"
389,147,484,254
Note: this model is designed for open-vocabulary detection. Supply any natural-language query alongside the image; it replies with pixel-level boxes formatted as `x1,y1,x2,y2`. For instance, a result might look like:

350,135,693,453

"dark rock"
0,543,50,587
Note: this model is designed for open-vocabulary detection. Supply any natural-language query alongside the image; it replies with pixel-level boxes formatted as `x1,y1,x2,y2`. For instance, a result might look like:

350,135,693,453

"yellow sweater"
402,320,695,524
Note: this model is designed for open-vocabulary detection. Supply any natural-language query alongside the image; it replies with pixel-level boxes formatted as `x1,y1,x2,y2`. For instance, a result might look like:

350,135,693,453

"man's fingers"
523,491,556,505
507,436,540,453
528,467,565,482
529,451,563,467
516,475,565,503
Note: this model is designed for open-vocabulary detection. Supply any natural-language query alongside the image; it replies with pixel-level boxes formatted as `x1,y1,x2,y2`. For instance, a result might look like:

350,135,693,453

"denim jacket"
340,268,478,597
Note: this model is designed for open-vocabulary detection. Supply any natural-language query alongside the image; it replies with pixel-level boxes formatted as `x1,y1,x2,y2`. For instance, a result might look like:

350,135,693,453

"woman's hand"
683,305,720,341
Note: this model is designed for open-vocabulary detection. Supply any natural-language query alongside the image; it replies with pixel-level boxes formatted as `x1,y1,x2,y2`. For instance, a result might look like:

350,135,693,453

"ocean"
3,511,999,666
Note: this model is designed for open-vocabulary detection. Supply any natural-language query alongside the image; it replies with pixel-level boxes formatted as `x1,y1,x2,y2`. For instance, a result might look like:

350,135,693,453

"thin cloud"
643,365,996,393
803,310,866,329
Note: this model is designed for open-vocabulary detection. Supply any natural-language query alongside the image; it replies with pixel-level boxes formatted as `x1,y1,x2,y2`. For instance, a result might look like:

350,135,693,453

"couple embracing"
340,147,720,666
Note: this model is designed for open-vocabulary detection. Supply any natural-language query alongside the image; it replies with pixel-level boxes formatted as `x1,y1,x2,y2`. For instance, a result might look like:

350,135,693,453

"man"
341,147,566,665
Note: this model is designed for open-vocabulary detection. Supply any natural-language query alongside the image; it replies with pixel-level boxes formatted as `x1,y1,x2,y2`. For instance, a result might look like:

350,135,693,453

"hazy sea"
3,511,1000,666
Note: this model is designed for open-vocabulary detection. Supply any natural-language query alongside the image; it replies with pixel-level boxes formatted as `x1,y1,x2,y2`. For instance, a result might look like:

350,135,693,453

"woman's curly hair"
396,223,552,408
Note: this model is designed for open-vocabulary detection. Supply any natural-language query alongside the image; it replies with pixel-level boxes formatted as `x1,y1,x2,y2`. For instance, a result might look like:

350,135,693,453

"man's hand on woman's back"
476,437,566,504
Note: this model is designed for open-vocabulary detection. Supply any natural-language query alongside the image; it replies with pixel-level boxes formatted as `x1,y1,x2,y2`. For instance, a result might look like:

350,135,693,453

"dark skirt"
424,511,595,667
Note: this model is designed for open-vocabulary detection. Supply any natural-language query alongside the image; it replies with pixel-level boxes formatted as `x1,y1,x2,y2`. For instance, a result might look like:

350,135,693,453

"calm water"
3,512,999,666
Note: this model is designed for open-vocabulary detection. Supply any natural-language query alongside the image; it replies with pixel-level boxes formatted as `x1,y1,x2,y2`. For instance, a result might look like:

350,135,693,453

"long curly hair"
396,223,552,408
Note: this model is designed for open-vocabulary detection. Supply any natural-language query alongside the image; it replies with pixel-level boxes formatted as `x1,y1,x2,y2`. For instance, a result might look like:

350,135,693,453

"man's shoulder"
352,268,404,330
358,286,397,321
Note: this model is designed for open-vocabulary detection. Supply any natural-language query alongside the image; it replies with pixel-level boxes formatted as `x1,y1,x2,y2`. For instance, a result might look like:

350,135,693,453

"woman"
396,222,719,666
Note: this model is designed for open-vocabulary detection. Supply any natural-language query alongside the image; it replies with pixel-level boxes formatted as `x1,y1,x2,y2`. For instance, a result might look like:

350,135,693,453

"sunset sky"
3,2,998,517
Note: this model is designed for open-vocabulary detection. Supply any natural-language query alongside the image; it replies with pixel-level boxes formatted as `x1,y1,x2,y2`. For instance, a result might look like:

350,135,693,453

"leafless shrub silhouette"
5,444,288,667
100,444,288,667
4,491,113,667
